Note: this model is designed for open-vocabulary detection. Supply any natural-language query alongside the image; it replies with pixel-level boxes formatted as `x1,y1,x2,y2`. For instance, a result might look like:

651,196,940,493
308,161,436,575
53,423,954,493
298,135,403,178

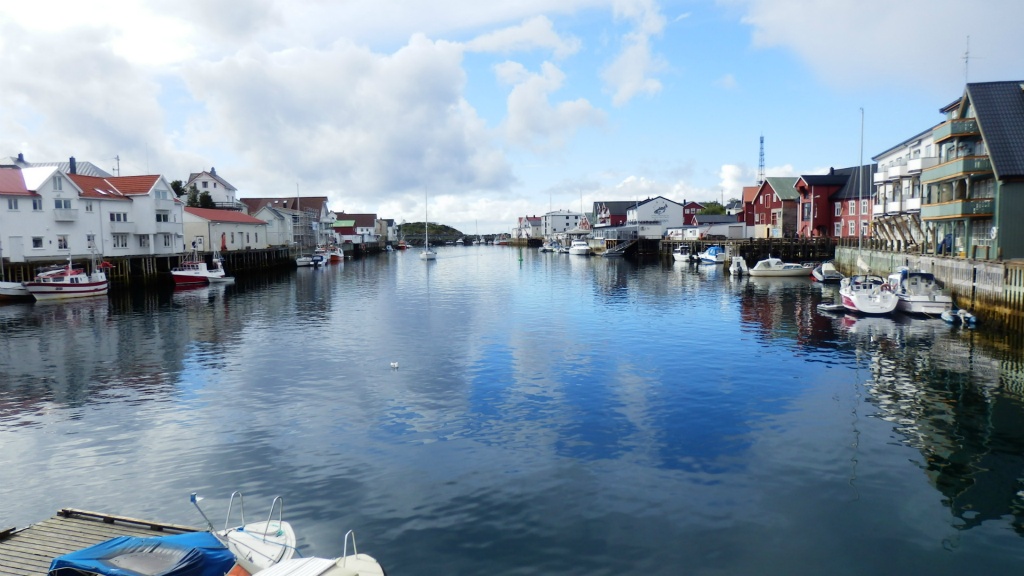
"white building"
183,207,269,252
871,127,938,251
0,165,184,262
251,205,294,247
626,196,685,239
541,210,582,236
185,167,241,210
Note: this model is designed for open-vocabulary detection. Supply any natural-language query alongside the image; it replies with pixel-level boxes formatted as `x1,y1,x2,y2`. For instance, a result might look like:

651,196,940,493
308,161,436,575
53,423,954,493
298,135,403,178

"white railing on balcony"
906,156,938,173
109,221,136,233
887,201,901,213
872,203,884,218
888,165,906,179
905,198,921,211
873,171,887,184
53,208,78,222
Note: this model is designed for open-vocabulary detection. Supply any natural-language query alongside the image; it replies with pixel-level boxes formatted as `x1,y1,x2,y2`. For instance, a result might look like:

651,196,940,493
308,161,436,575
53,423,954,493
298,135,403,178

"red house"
682,201,703,225
751,177,799,238
794,168,850,238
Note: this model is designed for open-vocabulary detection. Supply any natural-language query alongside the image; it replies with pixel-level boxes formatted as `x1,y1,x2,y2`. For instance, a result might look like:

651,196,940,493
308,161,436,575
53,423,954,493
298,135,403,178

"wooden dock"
0,509,198,576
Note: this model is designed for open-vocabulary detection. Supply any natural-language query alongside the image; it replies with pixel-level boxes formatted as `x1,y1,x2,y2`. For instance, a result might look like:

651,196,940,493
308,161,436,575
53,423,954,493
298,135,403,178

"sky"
2,0,1022,235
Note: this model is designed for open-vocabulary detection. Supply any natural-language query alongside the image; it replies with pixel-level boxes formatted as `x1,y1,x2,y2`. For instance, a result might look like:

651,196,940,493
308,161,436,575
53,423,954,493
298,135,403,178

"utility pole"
858,107,864,253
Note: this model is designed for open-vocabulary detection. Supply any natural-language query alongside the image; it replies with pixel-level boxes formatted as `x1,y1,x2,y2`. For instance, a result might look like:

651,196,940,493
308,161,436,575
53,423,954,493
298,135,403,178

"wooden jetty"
0,509,198,576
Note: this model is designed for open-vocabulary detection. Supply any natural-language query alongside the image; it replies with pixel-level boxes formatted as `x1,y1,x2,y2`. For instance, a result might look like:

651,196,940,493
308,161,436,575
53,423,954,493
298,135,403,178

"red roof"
0,167,33,196
107,175,159,195
67,174,131,201
185,207,267,224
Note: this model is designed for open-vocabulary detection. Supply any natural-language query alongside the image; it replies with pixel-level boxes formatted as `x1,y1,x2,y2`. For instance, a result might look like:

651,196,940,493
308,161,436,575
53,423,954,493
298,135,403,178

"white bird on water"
390,362,399,369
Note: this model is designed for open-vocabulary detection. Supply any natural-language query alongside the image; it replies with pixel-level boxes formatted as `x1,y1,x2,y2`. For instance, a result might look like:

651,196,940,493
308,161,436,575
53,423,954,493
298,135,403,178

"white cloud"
725,0,1024,97
497,61,606,151
602,0,667,106
465,15,581,58
715,73,738,90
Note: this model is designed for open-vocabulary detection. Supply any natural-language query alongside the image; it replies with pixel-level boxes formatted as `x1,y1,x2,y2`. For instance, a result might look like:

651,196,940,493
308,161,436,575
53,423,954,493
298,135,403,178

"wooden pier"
0,509,198,576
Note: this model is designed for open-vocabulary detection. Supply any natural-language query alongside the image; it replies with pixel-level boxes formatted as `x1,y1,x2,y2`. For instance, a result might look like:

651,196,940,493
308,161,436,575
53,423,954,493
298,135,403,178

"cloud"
725,0,1024,97
465,15,581,58
497,61,606,151
715,74,738,89
602,0,667,106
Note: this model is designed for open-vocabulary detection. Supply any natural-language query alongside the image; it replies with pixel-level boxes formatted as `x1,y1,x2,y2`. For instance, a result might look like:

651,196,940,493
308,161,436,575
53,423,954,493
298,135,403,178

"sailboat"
420,191,437,261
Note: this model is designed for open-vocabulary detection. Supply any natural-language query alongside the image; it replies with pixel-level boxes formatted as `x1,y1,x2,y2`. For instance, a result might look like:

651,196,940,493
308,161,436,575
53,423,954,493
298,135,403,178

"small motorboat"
192,492,297,575
25,258,111,301
568,240,591,255
254,531,385,576
697,245,727,264
729,256,748,276
941,308,977,327
811,260,844,284
886,267,952,316
747,257,810,277
671,245,695,263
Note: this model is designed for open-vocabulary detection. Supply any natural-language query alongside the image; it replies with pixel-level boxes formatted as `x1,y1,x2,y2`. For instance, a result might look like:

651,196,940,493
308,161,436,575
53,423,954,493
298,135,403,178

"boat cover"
48,532,237,576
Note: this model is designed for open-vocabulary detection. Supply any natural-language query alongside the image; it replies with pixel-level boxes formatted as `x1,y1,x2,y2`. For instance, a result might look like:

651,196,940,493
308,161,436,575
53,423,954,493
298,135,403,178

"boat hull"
748,268,809,277
895,295,952,316
26,281,108,301
0,281,31,300
172,273,211,286
219,520,296,575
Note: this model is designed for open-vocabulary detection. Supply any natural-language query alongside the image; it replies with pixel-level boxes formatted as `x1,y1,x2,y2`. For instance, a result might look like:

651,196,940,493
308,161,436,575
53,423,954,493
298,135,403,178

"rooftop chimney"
69,156,77,174
17,152,24,163
210,167,216,175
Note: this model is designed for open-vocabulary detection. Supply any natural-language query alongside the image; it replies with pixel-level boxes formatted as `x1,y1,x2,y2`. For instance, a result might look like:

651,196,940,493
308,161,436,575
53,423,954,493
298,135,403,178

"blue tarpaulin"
48,531,236,576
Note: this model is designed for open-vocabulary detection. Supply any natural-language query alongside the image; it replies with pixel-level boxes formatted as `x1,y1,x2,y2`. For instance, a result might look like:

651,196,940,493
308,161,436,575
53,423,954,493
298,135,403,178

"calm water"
3,246,1024,575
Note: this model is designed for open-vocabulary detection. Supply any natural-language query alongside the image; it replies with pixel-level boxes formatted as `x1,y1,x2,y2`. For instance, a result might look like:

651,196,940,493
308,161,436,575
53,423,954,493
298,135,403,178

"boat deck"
0,509,198,576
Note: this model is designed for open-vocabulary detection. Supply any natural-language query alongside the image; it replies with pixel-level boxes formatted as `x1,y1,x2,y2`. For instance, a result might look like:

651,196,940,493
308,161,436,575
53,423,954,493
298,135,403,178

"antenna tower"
757,135,765,185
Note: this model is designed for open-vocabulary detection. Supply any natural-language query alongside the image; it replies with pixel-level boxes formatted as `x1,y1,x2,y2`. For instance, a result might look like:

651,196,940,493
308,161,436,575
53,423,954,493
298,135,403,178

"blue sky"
2,0,1022,234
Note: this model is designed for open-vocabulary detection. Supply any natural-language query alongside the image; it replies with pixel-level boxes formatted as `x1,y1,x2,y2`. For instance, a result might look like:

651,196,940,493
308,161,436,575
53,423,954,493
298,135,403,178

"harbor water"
3,246,1024,575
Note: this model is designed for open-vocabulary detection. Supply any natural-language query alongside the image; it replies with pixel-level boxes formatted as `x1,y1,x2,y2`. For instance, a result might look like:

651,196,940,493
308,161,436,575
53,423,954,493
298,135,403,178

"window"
109,212,127,222
230,232,235,243
848,221,855,235
255,233,258,243
834,222,842,236
87,234,95,249
163,234,172,247
156,212,169,222
113,234,128,248
155,189,168,200
202,181,208,188
139,235,149,248
54,198,71,209
32,198,43,210
848,201,855,215
834,203,841,217
85,201,93,212
861,199,869,215
861,221,868,237
7,198,18,210
246,233,250,243
57,235,68,250
213,182,218,188
32,236,43,248
53,176,63,190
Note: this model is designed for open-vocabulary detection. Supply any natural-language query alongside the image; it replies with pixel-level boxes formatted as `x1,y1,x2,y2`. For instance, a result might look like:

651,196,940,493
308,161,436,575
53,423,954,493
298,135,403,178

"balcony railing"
920,198,994,220
109,221,136,233
53,208,78,222
905,198,921,211
906,156,938,172
872,203,884,218
933,118,979,142
887,201,901,213
921,156,992,182
873,171,887,184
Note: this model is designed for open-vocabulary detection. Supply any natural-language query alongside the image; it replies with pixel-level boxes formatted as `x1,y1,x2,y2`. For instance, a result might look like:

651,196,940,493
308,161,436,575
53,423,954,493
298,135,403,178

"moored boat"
192,492,297,575
48,531,237,576
0,280,31,301
747,257,810,277
254,531,385,576
672,245,695,263
697,245,727,264
885,267,952,316
327,246,344,262
729,256,748,276
25,259,111,301
568,240,591,255
839,274,898,315
941,308,977,327
172,249,227,286
811,260,844,284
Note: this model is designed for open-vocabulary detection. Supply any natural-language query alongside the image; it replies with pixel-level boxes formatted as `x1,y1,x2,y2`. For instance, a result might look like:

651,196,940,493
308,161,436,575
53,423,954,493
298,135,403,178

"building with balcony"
185,167,244,211
541,209,583,236
919,81,1024,260
870,128,937,251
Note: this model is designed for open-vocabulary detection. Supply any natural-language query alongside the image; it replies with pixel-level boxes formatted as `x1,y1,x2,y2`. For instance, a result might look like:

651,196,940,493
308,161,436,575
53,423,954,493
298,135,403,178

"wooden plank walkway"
0,509,199,576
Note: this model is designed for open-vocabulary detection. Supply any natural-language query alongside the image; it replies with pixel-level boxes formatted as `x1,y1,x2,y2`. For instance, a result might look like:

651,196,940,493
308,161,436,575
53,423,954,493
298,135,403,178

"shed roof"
185,207,267,224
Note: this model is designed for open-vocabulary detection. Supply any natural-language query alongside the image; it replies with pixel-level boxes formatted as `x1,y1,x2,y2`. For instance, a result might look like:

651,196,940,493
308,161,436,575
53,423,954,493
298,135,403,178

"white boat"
747,257,810,277
538,241,556,253
568,240,591,255
886,267,952,316
172,248,228,286
729,256,748,276
839,274,898,315
25,258,111,301
811,260,844,284
192,492,297,575
697,245,727,264
671,245,694,263
296,253,324,267
455,237,465,246
420,191,437,261
254,531,385,576
327,246,344,263
941,308,977,327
